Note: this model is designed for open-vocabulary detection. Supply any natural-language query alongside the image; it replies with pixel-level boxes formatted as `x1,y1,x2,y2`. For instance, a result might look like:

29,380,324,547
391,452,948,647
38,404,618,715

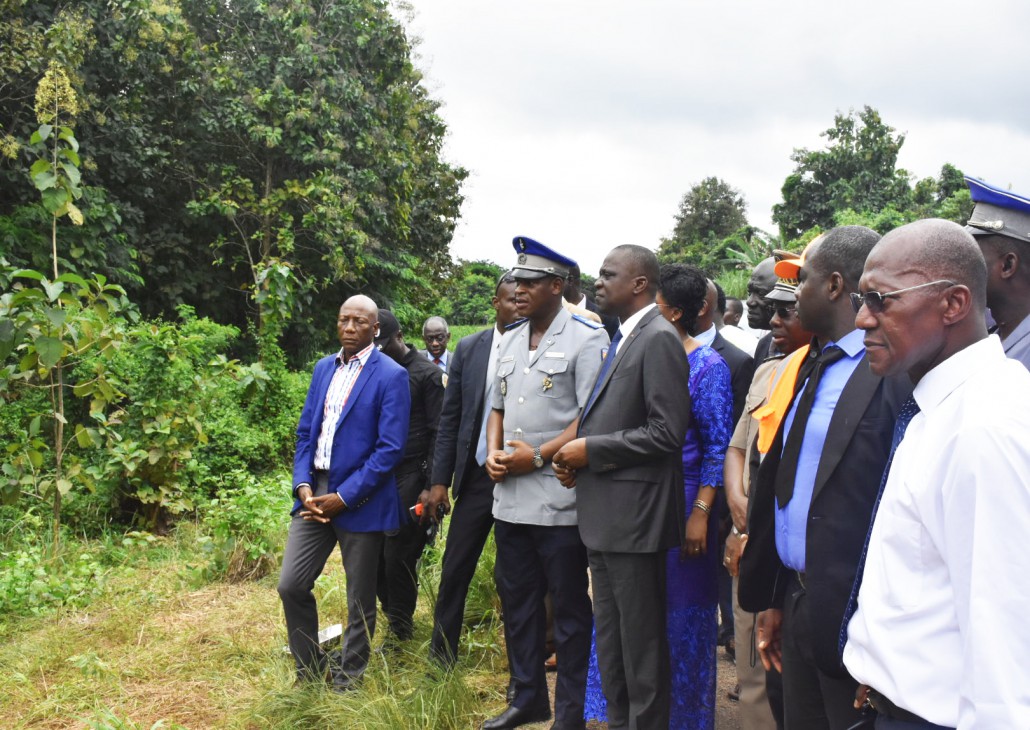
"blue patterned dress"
584,344,733,729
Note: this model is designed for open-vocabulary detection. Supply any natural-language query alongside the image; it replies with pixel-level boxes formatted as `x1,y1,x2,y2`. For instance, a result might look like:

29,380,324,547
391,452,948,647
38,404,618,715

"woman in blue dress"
585,263,733,729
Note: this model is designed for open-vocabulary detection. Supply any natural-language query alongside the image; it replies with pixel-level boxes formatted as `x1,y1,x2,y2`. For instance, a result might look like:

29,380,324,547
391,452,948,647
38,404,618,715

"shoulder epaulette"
504,318,528,331
571,314,603,329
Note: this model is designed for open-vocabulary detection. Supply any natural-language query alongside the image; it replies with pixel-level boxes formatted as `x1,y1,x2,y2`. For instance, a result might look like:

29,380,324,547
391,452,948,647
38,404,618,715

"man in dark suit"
423,273,520,667
738,227,912,730
278,295,411,690
374,309,445,643
747,257,779,364
553,245,692,730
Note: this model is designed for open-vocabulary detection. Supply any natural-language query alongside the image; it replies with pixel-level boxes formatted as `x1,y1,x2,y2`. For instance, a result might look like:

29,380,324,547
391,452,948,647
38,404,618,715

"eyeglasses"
850,279,956,314
423,333,449,343
772,305,796,319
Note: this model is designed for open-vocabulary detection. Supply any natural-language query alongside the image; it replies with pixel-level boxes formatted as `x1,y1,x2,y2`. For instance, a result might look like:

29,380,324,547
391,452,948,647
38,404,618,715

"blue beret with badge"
965,177,1030,244
511,235,577,279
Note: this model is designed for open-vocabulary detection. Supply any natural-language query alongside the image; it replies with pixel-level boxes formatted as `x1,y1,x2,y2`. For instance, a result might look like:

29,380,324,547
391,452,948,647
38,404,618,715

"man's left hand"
552,438,588,470
300,492,346,523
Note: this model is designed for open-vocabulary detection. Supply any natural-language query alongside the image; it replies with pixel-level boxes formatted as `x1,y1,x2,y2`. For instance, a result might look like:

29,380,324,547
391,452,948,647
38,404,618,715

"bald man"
843,220,1030,729
279,295,412,691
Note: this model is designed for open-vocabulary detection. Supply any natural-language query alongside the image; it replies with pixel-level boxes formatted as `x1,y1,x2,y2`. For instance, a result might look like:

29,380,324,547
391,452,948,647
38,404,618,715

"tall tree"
0,0,466,359
657,176,748,269
772,106,912,241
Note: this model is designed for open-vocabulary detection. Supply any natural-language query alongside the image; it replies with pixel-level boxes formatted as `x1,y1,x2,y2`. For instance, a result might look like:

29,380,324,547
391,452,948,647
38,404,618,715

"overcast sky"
404,0,1030,277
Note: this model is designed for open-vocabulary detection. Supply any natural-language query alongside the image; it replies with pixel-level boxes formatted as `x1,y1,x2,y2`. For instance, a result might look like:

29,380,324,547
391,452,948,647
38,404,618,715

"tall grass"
0,513,510,729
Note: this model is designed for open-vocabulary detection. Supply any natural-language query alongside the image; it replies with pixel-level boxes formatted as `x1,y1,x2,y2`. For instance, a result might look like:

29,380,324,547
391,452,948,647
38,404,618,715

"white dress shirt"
313,343,375,470
843,335,1030,729
614,303,657,356
719,324,759,357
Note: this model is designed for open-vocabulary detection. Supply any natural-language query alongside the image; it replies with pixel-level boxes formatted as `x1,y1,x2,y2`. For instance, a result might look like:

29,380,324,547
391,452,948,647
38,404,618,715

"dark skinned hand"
300,492,346,523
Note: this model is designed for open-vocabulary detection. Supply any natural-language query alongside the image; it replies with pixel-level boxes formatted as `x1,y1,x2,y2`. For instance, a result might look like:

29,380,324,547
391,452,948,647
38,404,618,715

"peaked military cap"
965,177,1030,243
766,249,802,302
511,235,575,279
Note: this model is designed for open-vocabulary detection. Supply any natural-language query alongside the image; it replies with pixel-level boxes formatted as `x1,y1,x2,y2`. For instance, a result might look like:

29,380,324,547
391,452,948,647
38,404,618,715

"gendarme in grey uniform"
491,307,609,526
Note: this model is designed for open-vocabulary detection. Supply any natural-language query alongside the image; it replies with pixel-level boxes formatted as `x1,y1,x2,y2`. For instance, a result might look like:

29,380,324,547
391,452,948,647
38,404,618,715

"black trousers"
376,459,429,640
589,549,670,730
429,466,499,665
780,573,864,730
494,520,591,726
277,512,383,685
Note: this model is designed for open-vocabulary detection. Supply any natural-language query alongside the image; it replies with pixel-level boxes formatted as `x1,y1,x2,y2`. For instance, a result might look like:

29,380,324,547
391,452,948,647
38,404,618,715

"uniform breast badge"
500,378,507,397
542,376,553,391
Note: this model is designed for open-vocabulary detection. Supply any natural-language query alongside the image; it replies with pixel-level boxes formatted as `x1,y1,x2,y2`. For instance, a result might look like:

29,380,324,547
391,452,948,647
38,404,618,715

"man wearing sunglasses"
843,219,1030,729
739,227,913,730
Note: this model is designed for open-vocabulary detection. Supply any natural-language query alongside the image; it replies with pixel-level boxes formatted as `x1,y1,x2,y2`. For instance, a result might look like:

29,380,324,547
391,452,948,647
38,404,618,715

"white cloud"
405,0,1030,276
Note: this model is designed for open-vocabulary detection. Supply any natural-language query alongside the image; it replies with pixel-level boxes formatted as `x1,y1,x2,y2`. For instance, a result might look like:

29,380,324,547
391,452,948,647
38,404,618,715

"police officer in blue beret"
482,236,609,730
965,177,1030,370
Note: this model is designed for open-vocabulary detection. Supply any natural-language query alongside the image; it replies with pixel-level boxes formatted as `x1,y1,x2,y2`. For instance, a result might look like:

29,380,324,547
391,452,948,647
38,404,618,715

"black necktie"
838,395,921,655
774,345,846,507
582,329,623,420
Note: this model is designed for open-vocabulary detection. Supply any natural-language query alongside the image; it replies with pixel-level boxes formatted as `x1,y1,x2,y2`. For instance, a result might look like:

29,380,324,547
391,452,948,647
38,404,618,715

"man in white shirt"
844,218,1030,729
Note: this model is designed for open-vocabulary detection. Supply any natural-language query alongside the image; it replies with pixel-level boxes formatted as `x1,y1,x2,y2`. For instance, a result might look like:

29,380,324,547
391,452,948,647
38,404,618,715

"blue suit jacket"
292,347,411,532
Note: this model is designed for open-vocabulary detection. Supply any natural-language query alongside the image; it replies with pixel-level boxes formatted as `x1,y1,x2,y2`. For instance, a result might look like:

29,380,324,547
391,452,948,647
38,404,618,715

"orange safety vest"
753,345,809,454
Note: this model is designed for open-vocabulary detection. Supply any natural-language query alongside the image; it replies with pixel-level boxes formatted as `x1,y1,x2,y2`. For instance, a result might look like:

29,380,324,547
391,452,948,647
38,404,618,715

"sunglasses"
850,279,956,314
772,305,796,319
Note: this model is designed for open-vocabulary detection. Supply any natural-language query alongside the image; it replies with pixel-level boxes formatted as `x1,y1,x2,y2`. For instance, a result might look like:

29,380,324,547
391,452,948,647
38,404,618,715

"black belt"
867,688,932,725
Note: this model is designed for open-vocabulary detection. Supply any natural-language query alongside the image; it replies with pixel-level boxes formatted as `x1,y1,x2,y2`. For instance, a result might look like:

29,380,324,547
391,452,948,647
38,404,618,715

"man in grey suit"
553,245,692,730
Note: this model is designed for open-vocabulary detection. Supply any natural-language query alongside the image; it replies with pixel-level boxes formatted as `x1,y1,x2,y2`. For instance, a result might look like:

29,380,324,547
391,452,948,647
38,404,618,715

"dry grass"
0,525,509,729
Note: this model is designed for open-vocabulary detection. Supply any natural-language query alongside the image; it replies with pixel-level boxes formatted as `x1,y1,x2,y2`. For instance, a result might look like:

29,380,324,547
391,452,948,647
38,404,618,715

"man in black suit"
553,245,691,730
423,273,519,666
738,227,912,730
374,309,445,643
747,257,779,364
565,262,619,340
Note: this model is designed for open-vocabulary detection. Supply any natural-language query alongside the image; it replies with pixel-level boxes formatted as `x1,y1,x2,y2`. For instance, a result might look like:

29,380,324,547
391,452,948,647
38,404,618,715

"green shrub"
198,470,290,582
0,513,107,618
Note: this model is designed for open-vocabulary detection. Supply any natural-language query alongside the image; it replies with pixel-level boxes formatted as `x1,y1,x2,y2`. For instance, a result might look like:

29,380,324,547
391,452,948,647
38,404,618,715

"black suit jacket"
429,327,492,498
712,330,756,426
576,308,692,553
738,355,912,677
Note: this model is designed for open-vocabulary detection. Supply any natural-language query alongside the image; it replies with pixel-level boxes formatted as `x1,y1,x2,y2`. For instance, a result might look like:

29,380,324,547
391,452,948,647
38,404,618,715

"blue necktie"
838,395,921,656
582,329,623,421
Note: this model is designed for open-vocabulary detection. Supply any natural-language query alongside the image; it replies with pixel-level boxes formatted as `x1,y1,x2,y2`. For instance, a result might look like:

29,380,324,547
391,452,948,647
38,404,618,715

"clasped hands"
485,439,539,482
296,485,346,523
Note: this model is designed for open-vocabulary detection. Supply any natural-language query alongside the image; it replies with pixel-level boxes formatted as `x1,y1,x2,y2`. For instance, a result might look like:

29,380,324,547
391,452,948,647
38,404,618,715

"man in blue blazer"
277,294,411,690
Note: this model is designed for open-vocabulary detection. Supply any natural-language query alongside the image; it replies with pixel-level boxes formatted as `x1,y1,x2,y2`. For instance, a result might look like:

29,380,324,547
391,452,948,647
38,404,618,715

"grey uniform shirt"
491,308,609,526
1002,313,1030,372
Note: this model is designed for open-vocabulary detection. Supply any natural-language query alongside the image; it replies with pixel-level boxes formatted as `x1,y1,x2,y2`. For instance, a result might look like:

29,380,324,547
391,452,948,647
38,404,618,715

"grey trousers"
733,575,781,730
277,509,384,684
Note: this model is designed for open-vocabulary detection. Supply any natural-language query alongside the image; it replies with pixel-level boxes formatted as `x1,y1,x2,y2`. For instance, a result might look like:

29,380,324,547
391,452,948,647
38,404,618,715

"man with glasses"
843,219,1030,728
421,316,452,372
738,227,913,730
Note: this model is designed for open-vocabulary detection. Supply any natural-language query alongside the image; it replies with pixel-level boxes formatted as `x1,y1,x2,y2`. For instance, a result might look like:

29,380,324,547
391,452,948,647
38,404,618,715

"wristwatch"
532,446,544,469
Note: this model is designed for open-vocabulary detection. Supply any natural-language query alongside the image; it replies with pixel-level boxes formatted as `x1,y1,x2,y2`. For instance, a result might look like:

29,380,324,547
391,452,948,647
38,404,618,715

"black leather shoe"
506,678,517,704
482,704,551,729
